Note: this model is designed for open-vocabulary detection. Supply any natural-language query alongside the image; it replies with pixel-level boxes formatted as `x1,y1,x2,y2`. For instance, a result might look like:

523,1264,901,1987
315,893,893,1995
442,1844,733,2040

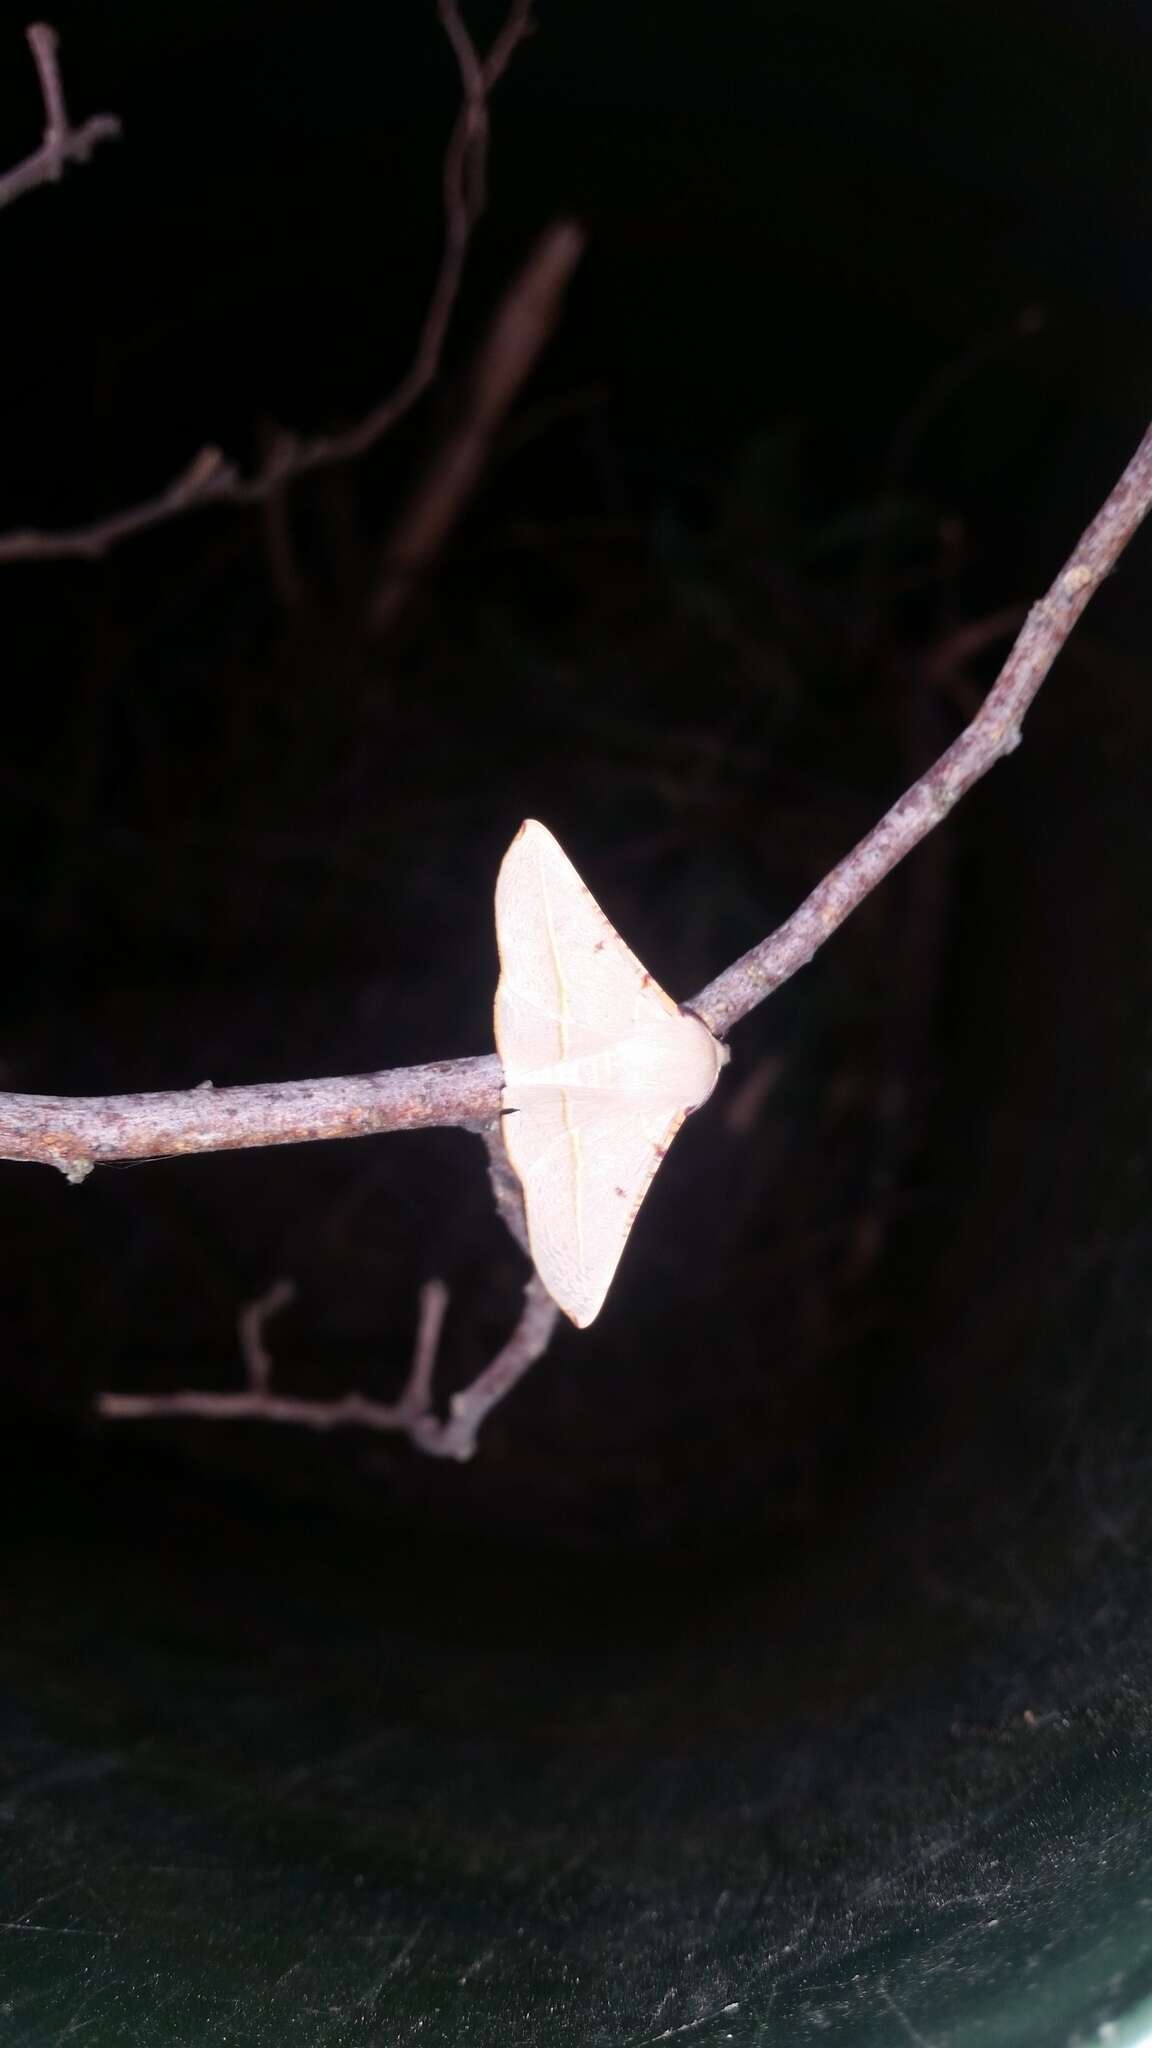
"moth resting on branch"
82,420,1152,1447
494,820,729,1329
3,18,1152,1453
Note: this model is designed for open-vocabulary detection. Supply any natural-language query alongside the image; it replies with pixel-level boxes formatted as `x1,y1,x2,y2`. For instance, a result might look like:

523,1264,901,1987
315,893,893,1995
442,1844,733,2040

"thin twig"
97,1271,553,1462
98,1277,452,1443
691,417,1152,1039
368,217,586,633
402,1275,452,1420
237,1277,297,1393
0,23,120,212
413,1274,558,1459
0,1,533,563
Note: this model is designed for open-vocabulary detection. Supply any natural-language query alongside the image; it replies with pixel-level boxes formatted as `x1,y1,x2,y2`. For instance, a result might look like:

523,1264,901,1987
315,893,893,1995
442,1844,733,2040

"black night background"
1,1,1152,2040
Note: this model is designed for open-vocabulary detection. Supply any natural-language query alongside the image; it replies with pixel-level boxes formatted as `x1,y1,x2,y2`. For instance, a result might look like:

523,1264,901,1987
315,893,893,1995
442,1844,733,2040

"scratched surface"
3,1483,1152,2048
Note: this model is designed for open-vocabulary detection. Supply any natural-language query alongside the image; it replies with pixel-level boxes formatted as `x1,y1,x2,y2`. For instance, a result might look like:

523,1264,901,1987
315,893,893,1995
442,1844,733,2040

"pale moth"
494,820,728,1327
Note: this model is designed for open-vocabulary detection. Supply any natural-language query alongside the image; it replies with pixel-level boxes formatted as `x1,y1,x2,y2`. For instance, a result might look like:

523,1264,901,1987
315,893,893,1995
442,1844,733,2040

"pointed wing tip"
565,1298,601,1331
501,817,561,880
515,818,568,868
534,1265,605,1330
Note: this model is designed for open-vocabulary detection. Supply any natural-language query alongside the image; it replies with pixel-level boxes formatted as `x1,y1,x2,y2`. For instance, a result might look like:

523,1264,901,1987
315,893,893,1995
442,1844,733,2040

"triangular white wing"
493,820,726,1326
499,1086,694,1328
494,817,681,1066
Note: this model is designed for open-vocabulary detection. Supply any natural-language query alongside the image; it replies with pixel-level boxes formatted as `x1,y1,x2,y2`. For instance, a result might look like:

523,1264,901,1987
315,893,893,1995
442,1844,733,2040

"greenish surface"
3,1490,1152,2048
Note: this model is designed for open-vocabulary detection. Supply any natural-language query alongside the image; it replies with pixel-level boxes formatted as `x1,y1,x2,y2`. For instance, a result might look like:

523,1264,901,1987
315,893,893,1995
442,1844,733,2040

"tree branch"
5,412,1152,1182
96,1270,558,1463
367,215,586,633
0,23,120,213
0,1057,503,1180
0,0,534,562
690,418,1152,1039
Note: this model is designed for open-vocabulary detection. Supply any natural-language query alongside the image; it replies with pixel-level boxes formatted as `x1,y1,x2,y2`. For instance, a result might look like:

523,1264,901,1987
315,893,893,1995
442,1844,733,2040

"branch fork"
96,1272,559,1463
0,24,120,213
0,4,537,562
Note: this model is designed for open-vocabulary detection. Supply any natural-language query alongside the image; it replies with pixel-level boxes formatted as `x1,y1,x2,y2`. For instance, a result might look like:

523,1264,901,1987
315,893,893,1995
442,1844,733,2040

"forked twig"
0,23,120,212
0,1,534,561
414,1275,559,1459
97,1272,557,1462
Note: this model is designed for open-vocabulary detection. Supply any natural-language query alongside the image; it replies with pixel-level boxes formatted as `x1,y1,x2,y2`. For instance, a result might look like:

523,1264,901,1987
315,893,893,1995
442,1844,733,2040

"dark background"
2,1,1152,2041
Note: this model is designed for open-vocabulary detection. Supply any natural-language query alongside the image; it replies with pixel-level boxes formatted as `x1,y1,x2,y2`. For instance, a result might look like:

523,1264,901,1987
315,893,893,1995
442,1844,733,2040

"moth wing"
503,1085,691,1327
494,818,679,1079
